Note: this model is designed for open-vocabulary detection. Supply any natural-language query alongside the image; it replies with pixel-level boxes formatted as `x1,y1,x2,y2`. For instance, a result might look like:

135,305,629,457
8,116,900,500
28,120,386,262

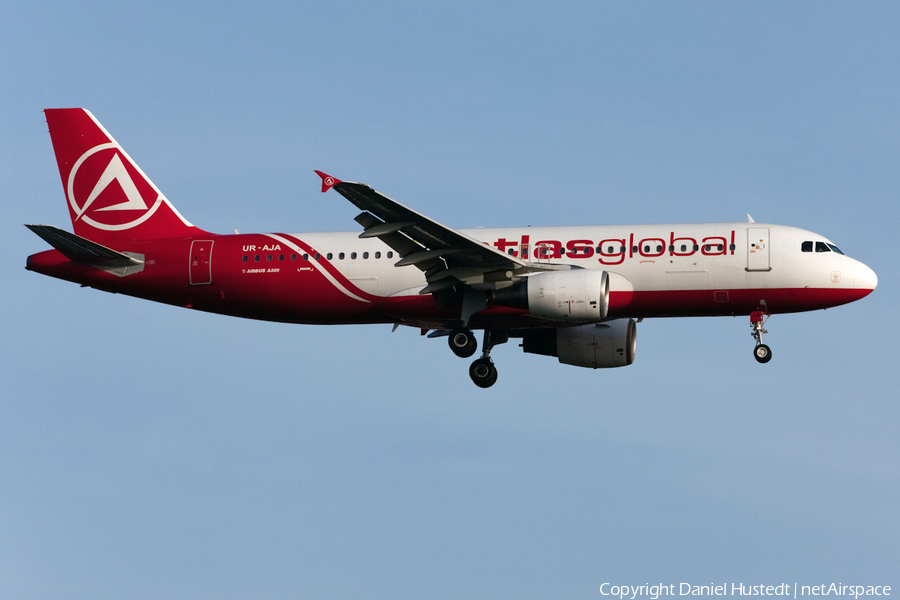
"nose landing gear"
469,329,507,388
750,311,772,363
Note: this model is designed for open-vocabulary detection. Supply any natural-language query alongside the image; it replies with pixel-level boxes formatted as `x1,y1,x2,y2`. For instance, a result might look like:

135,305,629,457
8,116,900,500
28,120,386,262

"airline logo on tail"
46,108,205,242
67,142,162,231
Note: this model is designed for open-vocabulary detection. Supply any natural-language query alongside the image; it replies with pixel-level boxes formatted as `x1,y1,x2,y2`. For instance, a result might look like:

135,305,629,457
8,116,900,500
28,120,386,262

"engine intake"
522,319,637,368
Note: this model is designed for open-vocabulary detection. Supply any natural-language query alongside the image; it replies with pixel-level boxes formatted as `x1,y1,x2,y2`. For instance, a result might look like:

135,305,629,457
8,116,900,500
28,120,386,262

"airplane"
26,108,878,388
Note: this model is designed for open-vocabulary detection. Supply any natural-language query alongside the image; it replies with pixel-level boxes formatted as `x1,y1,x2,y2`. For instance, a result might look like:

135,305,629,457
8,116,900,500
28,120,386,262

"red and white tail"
45,108,207,243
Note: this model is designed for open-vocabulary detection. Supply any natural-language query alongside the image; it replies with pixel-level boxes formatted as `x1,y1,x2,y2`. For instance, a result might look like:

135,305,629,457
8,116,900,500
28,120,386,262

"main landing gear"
448,328,477,358
750,311,772,364
469,358,497,388
450,328,507,388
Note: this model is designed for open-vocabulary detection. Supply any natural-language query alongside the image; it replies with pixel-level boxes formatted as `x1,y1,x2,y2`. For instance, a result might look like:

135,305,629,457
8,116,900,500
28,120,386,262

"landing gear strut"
750,311,772,364
448,328,477,358
469,329,507,388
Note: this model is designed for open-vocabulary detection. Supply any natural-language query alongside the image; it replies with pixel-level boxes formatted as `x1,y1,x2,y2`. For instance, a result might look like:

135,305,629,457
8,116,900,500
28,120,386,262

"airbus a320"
26,109,878,387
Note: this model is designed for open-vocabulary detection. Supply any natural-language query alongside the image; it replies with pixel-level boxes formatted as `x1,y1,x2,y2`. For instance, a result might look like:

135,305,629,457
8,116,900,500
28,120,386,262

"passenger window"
267,255,272,262
351,252,357,259
254,255,260,262
729,244,735,251
278,254,284,261
718,244,723,251
680,245,687,252
608,246,615,253
693,244,699,251
242,256,248,262
801,241,812,252
326,253,332,260
291,254,297,261
302,254,308,261
643,245,649,253
375,251,381,259
339,252,345,260
632,246,638,253
508,248,514,255
387,251,393,258
363,252,369,259
315,253,321,260
815,242,830,252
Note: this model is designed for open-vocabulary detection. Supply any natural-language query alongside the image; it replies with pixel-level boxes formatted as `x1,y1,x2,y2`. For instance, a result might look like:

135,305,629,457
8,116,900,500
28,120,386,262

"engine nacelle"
522,319,637,369
494,269,609,322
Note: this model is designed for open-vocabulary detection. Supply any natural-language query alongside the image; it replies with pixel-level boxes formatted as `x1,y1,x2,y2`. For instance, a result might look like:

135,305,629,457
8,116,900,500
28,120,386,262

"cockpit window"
827,243,844,255
815,241,830,252
801,241,812,252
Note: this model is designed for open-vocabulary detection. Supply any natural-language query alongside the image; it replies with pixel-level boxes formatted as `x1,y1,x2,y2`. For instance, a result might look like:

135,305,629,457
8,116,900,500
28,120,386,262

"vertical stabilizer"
44,108,207,243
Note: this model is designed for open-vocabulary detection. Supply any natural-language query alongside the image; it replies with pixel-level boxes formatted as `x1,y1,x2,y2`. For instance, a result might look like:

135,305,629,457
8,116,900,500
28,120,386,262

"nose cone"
854,262,878,294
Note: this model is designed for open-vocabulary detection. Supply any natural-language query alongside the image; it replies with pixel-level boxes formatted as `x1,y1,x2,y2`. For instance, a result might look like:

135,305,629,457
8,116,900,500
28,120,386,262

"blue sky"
2,2,898,598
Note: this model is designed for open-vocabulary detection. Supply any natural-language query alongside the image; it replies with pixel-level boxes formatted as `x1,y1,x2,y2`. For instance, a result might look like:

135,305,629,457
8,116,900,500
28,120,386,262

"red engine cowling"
522,319,637,368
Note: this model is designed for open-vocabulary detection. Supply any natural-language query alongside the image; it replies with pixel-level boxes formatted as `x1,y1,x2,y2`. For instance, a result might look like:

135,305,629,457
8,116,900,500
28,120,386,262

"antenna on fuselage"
747,214,755,223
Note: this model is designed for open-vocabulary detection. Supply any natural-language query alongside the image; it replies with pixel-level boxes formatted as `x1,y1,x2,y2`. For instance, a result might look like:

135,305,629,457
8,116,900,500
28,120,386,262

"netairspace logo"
599,584,892,600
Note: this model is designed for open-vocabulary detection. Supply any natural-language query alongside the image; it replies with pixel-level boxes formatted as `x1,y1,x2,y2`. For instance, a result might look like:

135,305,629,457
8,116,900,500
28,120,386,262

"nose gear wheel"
754,343,772,363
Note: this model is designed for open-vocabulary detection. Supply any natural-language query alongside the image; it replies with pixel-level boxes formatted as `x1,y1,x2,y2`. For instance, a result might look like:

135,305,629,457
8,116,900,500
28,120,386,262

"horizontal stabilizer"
26,224,144,276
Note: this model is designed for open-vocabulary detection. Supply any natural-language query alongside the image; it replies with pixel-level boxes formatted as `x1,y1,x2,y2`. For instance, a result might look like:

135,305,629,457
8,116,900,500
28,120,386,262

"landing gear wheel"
449,328,477,358
754,344,772,364
749,312,772,364
469,357,498,388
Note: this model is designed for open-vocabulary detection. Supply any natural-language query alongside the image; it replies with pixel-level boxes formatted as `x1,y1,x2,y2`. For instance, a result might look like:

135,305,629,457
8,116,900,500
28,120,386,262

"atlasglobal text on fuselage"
26,109,878,388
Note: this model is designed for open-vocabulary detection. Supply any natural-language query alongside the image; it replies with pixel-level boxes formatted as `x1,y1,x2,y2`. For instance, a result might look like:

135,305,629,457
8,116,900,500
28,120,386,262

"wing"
315,171,575,319
317,172,523,286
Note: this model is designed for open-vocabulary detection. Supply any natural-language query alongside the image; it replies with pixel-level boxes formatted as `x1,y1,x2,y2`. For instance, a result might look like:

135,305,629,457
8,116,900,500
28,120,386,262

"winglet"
315,170,342,193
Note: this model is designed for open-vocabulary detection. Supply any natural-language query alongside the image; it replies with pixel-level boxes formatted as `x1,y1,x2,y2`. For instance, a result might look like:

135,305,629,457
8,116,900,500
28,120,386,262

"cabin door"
746,228,771,272
189,240,214,285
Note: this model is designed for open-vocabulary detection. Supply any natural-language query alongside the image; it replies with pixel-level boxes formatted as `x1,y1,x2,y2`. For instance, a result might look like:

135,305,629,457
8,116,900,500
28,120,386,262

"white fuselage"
286,222,876,309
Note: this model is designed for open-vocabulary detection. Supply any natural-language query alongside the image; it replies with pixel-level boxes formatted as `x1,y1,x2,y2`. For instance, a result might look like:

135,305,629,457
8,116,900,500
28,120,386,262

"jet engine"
521,319,637,368
494,270,609,322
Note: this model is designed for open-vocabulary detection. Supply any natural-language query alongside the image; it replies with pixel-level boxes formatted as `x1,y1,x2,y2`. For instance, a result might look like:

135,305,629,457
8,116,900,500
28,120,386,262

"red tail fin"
45,108,207,243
